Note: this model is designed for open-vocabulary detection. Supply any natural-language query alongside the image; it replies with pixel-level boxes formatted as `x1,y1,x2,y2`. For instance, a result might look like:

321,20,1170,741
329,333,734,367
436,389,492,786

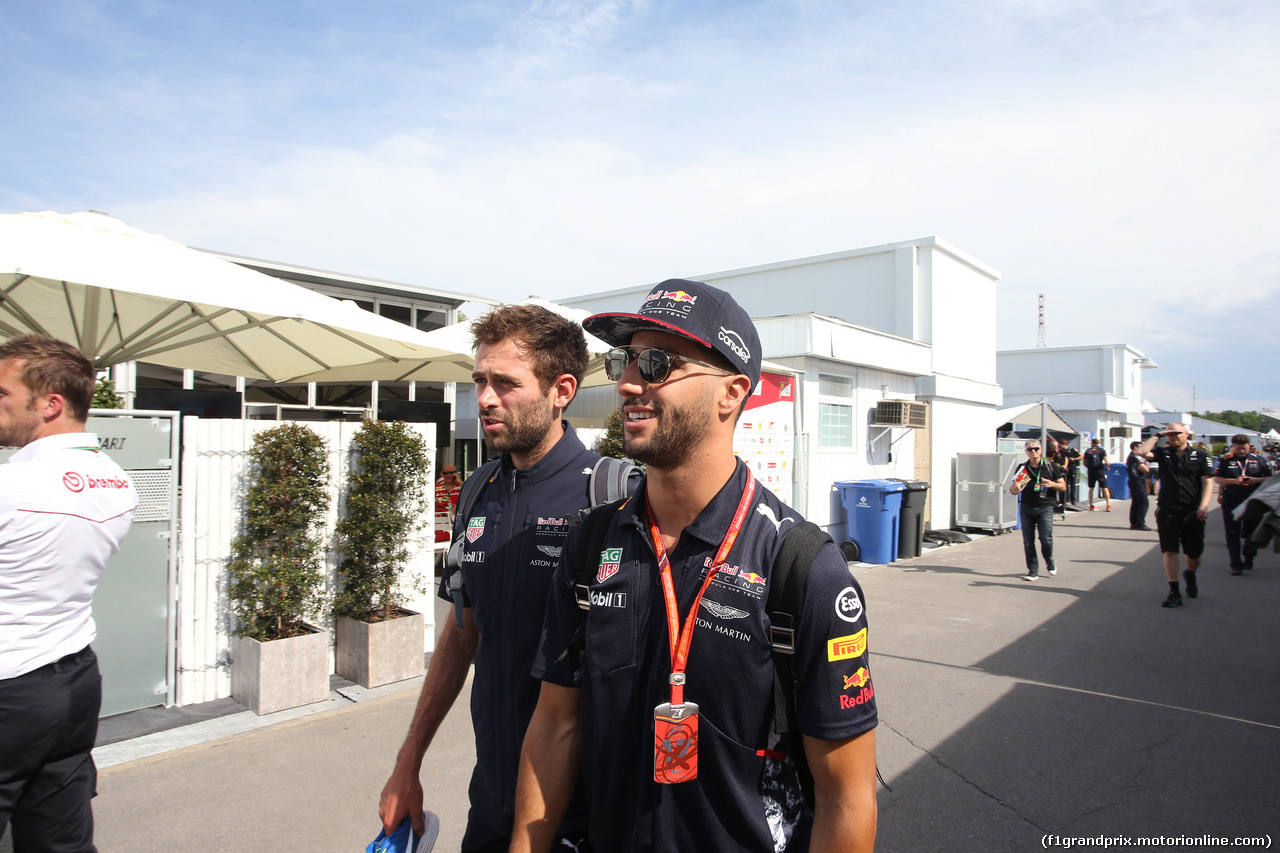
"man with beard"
0,335,137,851
510,281,878,852
379,304,637,852
1137,423,1214,608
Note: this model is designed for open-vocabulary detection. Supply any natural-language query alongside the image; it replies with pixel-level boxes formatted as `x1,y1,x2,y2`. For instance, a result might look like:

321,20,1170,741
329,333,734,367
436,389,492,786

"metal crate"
954,452,1021,533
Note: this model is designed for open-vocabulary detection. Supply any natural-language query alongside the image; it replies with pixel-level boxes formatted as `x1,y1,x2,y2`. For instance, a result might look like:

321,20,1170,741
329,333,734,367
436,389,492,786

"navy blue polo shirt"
535,461,878,852
437,425,629,838
1214,452,1272,505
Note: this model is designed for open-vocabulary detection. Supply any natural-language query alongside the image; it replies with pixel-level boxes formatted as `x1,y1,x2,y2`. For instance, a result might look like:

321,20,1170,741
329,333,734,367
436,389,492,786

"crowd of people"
1010,426,1273,607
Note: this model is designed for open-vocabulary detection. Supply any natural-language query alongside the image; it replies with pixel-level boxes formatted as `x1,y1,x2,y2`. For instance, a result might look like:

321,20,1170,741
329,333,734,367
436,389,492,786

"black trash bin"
889,479,930,559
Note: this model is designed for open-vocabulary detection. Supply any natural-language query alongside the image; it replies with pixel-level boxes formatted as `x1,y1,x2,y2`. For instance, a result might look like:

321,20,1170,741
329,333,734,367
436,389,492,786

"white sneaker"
416,811,440,853
1047,564,1057,576
1023,573,1038,581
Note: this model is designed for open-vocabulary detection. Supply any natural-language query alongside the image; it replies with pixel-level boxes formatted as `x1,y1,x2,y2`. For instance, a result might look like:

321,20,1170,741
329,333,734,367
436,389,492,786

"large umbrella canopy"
291,297,618,387
0,211,447,382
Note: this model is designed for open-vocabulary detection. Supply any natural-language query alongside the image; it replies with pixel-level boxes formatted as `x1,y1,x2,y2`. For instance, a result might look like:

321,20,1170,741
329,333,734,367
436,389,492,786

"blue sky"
3,0,1277,413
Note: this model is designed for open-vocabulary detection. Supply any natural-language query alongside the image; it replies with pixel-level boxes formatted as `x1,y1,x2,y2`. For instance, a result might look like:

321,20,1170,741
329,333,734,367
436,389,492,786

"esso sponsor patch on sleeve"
834,586,864,623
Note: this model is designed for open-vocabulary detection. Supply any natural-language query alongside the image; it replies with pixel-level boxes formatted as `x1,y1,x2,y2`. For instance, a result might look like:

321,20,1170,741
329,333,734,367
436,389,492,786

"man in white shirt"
0,335,137,852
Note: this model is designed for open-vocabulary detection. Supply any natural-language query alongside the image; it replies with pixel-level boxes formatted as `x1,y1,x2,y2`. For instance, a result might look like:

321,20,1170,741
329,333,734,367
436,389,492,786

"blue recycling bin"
1107,462,1130,501
836,479,907,564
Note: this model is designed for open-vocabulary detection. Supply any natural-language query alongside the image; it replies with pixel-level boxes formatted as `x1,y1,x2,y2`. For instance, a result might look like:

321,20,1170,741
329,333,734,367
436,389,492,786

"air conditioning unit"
1109,426,1133,438
872,400,928,428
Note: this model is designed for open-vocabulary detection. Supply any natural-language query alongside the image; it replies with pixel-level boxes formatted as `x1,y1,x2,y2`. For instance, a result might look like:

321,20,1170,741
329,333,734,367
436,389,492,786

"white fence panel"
177,417,436,706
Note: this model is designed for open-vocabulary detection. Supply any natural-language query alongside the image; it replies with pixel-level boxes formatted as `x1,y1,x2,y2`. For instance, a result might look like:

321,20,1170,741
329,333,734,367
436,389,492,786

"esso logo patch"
63,472,85,493
835,586,864,623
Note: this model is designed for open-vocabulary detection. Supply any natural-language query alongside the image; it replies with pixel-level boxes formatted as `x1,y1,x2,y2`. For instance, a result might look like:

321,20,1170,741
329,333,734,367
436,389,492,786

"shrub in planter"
333,420,431,622
227,424,332,714
332,420,430,686
228,423,331,640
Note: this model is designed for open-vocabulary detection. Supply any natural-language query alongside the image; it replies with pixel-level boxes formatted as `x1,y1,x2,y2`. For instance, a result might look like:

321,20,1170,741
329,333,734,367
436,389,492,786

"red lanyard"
646,476,756,706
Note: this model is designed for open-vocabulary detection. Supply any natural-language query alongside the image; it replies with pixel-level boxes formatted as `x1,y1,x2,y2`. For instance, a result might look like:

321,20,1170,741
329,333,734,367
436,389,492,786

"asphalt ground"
10,499,1278,852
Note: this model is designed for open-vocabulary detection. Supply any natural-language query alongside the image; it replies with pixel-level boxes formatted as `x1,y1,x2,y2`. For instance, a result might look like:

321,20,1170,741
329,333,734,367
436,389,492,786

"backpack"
569,500,889,806
1085,447,1105,470
446,455,637,628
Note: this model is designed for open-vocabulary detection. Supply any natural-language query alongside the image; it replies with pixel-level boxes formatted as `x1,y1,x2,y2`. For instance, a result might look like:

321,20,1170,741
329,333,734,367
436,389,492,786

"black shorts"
1155,506,1206,558
1087,468,1109,488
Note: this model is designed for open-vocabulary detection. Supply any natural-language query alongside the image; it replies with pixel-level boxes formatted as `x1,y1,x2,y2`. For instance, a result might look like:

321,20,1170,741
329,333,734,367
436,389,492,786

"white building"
558,236,1004,539
997,344,1157,462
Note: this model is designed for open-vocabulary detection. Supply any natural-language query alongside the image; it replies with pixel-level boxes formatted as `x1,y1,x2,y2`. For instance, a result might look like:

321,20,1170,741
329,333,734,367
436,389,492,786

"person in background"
1083,438,1111,511
1137,424,1214,608
1213,434,1272,575
433,464,462,543
1061,440,1083,509
1010,439,1066,581
1126,441,1152,531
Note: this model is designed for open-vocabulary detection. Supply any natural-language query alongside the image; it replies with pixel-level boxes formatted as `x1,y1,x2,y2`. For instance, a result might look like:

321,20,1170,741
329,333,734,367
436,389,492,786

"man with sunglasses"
379,305,638,852
1135,423,1214,608
512,281,878,852
1009,439,1066,581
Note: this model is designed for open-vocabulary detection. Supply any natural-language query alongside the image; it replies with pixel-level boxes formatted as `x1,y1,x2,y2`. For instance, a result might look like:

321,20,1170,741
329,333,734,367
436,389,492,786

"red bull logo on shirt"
843,667,871,690
839,684,875,710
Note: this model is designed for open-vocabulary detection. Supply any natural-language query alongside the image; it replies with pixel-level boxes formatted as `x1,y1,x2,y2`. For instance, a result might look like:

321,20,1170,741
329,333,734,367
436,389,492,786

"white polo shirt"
0,433,138,680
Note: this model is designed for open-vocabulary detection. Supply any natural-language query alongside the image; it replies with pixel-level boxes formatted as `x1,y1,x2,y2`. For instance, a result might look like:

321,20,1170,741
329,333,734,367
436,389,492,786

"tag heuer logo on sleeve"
466,517,486,543
596,548,622,583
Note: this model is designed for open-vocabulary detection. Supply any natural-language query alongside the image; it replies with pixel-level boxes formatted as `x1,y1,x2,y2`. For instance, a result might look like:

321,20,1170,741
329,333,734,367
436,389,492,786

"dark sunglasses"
603,346,732,384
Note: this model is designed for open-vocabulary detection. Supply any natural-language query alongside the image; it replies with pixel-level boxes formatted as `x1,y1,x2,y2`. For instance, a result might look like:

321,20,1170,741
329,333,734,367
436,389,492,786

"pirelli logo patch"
828,628,867,662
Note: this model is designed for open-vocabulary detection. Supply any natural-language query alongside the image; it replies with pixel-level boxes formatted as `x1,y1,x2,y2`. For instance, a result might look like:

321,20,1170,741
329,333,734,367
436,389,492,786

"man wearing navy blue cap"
510,280,879,852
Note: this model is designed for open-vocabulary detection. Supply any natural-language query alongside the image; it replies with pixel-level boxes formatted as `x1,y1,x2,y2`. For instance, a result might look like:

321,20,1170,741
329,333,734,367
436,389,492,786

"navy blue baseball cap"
583,279,761,387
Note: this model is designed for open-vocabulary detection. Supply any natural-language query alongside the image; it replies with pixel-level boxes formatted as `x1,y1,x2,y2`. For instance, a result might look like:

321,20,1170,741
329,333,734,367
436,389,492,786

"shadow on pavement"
870,507,1280,852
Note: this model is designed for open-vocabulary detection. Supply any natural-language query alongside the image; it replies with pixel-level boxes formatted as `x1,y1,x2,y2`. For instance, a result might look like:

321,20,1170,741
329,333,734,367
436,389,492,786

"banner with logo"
733,370,795,500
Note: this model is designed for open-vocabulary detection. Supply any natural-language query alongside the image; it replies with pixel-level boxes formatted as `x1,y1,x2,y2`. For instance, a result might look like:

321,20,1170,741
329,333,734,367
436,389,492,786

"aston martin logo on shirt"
700,599,749,620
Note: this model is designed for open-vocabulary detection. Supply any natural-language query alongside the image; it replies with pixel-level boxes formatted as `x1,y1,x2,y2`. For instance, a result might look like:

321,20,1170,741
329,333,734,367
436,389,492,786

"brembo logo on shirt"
63,471,130,493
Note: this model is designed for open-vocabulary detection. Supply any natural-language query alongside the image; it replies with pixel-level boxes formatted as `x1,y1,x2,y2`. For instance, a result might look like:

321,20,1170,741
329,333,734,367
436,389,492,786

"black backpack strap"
769,521,893,800
447,459,501,628
768,520,830,808
571,497,628,611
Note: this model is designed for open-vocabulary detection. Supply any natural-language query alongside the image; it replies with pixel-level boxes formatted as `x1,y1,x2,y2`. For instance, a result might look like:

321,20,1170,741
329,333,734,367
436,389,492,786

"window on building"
378,302,412,326
818,373,855,448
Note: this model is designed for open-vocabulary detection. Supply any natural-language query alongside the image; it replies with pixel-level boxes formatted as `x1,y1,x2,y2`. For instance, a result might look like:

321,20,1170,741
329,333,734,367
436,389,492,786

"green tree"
92,377,124,409
227,424,331,640
333,420,431,622
597,409,639,467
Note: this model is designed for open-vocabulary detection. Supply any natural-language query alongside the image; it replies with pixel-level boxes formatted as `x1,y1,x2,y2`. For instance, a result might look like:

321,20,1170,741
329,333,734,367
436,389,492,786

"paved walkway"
28,501,1280,851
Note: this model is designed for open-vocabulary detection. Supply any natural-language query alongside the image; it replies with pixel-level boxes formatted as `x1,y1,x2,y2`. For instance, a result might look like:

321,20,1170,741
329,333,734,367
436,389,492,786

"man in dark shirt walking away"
1137,423,1214,608
1010,439,1066,581
1213,434,1272,575
1126,441,1152,531
1083,438,1111,511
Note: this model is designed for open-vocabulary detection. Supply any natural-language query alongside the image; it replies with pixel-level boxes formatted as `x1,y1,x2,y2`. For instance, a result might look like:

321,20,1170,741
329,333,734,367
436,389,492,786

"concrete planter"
231,627,330,716
335,609,425,688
